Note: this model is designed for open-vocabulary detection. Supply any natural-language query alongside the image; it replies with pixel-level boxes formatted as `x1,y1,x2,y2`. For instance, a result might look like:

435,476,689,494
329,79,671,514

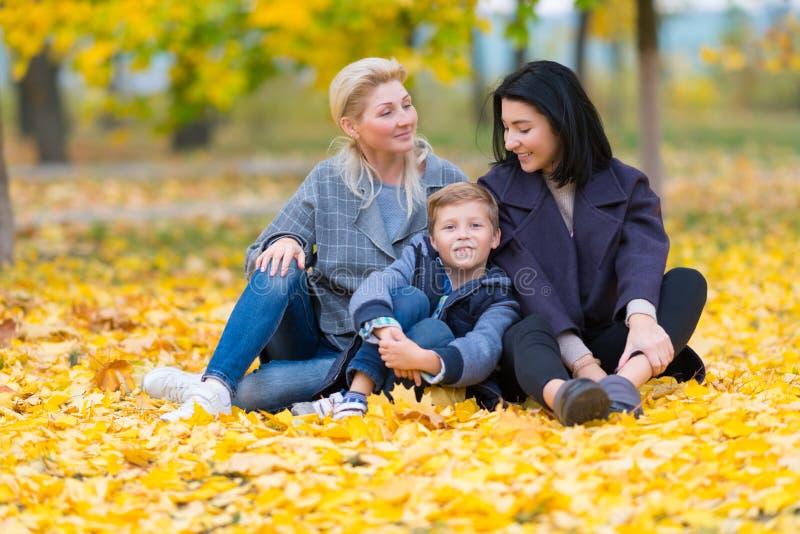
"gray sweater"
244,152,467,349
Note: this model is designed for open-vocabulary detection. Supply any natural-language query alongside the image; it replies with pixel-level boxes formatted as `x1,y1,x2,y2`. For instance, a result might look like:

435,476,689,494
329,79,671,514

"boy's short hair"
427,182,500,232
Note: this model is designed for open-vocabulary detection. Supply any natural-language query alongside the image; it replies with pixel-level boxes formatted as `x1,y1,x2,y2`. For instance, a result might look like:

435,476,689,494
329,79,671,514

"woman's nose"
504,132,517,150
398,107,414,126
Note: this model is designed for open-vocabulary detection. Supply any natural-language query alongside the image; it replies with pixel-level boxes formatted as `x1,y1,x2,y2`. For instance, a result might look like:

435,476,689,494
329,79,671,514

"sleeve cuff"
556,331,592,368
625,299,657,327
421,356,446,385
353,301,395,331
358,317,401,344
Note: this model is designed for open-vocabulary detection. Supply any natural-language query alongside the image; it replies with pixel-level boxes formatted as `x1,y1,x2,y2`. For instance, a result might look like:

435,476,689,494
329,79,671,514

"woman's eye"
520,129,531,134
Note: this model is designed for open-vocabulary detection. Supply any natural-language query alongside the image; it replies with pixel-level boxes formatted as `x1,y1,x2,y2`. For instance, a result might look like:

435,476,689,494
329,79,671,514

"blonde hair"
427,182,500,232
329,57,429,215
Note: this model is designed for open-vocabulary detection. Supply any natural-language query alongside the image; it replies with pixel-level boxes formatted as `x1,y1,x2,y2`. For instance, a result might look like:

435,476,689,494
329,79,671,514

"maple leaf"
0,319,16,346
2,151,799,531
93,359,136,393
0,385,18,409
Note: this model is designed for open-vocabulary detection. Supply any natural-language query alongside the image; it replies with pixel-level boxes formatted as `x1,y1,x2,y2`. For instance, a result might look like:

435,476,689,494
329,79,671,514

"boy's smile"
429,200,501,289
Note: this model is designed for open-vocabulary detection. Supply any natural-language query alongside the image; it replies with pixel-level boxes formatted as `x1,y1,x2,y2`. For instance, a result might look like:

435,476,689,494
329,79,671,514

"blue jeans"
347,287,455,393
204,260,338,413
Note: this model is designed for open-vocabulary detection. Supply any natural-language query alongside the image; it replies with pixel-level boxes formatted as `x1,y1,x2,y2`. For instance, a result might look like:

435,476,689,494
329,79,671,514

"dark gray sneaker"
552,378,610,426
600,375,643,417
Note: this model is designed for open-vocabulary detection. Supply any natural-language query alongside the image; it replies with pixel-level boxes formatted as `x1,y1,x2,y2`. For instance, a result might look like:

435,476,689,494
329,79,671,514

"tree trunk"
171,118,214,151
636,0,663,195
19,50,68,163
0,87,14,266
16,79,34,138
512,0,527,69
607,38,625,127
470,28,488,122
575,10,591,84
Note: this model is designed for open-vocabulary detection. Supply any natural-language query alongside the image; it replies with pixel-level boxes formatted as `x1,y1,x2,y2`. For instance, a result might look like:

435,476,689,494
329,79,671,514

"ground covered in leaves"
1,150,799,532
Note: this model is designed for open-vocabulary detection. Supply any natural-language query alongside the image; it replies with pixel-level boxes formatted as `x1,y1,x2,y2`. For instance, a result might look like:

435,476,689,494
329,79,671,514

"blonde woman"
143,58,467,421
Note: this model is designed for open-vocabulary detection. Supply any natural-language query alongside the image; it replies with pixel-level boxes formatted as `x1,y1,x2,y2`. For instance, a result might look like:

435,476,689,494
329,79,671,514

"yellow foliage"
590,0,635,40
1,150,800,530
667,77,719,108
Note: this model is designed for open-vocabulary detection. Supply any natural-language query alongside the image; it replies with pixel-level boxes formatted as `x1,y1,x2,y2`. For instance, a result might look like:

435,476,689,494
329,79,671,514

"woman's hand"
617,314,674,376
255,237,305,276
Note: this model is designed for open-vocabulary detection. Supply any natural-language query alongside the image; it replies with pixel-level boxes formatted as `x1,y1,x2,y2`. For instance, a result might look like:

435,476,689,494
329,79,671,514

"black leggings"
499,268,708,406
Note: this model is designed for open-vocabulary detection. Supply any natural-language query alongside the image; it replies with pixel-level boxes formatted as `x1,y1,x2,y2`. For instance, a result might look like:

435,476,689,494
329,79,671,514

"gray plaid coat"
245,152,467,349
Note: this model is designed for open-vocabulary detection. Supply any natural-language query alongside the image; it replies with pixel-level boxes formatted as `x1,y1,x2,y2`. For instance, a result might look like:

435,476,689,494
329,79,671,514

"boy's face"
429,200,500,277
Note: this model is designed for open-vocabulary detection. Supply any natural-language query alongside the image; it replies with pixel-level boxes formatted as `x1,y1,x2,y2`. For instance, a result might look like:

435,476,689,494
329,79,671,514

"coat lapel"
573,165,627,271
393,200,427,247
392,153,447,254
353,153,448,260
497,168,583,319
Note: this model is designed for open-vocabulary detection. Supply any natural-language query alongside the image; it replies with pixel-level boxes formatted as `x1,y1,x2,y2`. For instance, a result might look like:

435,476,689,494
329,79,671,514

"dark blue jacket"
316,235,520,408
477,158,669,337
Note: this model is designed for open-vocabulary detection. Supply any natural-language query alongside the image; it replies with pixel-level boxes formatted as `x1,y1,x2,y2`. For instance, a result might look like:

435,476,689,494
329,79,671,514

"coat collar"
495,162,627,211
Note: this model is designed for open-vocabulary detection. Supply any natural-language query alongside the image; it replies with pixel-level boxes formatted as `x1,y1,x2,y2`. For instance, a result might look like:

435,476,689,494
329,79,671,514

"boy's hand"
394,369,424,387
379,332,442,379
373,326,403,342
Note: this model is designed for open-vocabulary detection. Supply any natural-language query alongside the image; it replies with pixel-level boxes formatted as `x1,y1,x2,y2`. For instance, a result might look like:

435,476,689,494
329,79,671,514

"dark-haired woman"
478,60,707,426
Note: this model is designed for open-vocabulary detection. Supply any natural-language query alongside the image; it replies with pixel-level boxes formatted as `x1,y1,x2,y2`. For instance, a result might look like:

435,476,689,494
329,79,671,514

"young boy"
292,182,520,419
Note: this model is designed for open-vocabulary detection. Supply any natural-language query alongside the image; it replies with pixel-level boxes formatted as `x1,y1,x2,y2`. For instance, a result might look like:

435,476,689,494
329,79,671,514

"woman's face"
501,98,562,175
346,80,417,162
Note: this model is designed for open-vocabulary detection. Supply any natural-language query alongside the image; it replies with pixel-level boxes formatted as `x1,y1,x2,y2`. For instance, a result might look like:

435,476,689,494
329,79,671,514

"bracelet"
571,357,602,374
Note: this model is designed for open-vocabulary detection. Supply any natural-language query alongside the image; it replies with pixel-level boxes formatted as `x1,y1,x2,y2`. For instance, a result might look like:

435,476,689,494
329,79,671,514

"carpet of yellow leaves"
1,151,799,532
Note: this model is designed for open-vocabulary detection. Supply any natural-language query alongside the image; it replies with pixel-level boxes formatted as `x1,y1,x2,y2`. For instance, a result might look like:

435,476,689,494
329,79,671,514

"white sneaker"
142,367,202,403
291,392,345,419
160,379,232,422
332,396,368,420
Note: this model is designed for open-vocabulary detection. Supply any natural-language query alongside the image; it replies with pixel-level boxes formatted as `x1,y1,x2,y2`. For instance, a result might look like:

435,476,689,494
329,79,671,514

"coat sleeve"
348,236,421,329
434,296,520,387
244,165,319,278
613,172,669,319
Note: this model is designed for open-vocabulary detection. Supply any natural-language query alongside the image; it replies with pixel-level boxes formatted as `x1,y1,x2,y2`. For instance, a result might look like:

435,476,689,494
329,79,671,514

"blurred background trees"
0,0,479,159
0,0,799,265
1,0,798,164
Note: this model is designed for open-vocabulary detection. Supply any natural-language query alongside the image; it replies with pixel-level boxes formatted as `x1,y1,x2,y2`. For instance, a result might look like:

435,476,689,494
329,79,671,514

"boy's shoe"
600,375,644,417
291,391,345,419
331,393,368,420
553,378,610,426
142,367,202,403
160,380,232,422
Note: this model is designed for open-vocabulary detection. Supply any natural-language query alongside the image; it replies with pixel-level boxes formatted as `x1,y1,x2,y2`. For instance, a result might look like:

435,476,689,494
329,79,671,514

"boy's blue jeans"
203,261,339,413
346,287,455,393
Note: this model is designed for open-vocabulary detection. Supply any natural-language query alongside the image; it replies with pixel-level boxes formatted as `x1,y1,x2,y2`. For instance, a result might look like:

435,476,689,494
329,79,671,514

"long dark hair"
491,60,612,188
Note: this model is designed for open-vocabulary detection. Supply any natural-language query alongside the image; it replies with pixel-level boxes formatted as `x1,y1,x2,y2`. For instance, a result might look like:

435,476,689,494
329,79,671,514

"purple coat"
478,158,669,337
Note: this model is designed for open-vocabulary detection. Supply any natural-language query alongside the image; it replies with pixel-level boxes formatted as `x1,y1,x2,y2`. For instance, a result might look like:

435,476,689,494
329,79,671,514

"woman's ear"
340,117,358,139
